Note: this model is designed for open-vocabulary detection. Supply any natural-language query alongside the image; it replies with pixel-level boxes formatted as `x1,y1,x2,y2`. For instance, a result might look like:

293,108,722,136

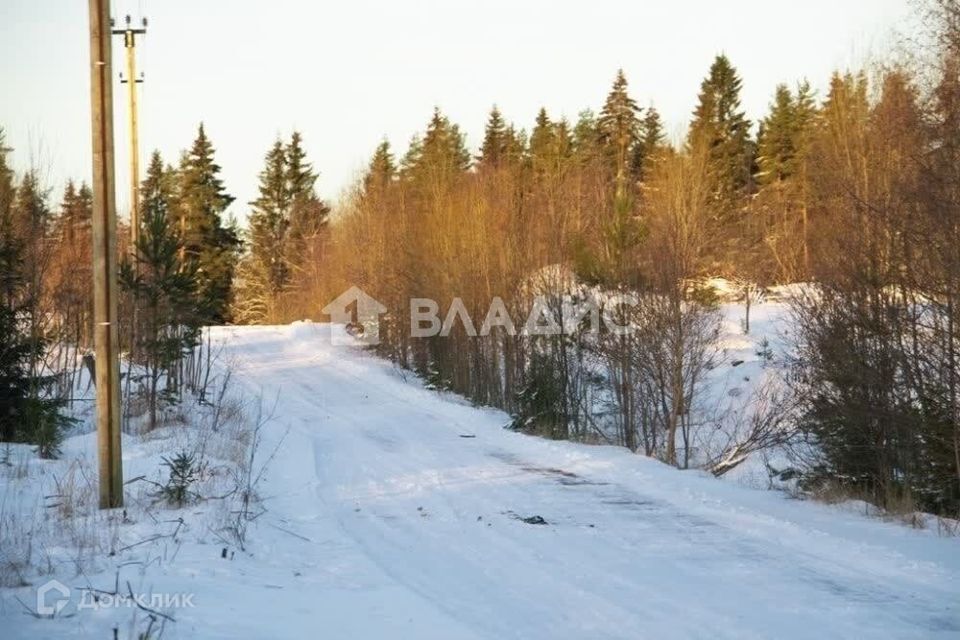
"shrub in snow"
157,451,203,507
511,353,566,439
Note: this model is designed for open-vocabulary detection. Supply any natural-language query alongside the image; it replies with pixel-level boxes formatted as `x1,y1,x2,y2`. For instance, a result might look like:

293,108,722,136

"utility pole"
113,15,146,379
88,0,124,509
113,14,146,254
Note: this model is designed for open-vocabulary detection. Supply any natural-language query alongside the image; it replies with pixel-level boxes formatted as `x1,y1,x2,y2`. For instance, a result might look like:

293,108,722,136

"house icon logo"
36,579,70,616
321,286,387,346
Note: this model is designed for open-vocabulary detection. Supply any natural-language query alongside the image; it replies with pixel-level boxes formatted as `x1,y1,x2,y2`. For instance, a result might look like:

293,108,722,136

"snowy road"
207,323,959,639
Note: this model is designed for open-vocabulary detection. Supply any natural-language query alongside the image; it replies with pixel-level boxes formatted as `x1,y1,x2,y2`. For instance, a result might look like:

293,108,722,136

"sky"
1,0,914,225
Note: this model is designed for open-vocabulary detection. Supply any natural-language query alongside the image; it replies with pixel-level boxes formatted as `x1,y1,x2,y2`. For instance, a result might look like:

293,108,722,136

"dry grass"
0,509,37,587
803,478,960,535
49,458,95,520
1,443,32,481
0,362,266,598
935,516,960,537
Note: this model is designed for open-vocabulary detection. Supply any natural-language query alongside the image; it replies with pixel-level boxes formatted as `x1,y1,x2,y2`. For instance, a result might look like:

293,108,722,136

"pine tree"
689,55,753,215
176,124,240,323
598,69,641,196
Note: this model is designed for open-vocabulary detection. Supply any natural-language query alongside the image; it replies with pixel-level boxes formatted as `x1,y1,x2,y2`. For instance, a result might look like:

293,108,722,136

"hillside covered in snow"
2,318,958,639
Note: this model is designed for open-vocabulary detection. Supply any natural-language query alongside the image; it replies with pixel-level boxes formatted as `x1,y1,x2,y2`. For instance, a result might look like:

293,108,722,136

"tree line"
293,2,959,516
1,0,958,518
0,116,336,454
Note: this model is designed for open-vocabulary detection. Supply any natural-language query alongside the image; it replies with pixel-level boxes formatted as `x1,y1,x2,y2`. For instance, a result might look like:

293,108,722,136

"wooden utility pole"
113,15,146,251
88,0,124,509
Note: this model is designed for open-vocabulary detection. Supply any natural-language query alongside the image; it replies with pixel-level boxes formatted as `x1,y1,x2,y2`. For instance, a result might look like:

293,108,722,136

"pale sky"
1,0,913,224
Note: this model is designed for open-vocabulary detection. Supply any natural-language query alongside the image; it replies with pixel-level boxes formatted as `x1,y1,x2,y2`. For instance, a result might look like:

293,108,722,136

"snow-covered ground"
2,321,959,639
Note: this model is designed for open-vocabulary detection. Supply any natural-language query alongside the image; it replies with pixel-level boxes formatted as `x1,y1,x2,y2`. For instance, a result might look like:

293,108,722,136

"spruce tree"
756,84,798,186
14,171,51,301
285,132,331,272
399,134,424,179
286,132,315,199
419,108,471,177
243,132,330,322
53,179,94,348
598,69,641,196
553,118,573,164
792,80,818,170
529,109,572,178
0,137,31,444
176,124,240,323
0,129,12,223
479,106,509,169
363,140,396,196
821,72,870,147
142,151,178,209
631,105,666,182
58,180,93,243
572,109,602,166
751,81,818,280
755,81,818,190
503,125,527,167
123,156,201,431
0,153,72,456
400,108,471,203
529,108,554,171
0,249,33,444
248,139,290,300
688,55,753,215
